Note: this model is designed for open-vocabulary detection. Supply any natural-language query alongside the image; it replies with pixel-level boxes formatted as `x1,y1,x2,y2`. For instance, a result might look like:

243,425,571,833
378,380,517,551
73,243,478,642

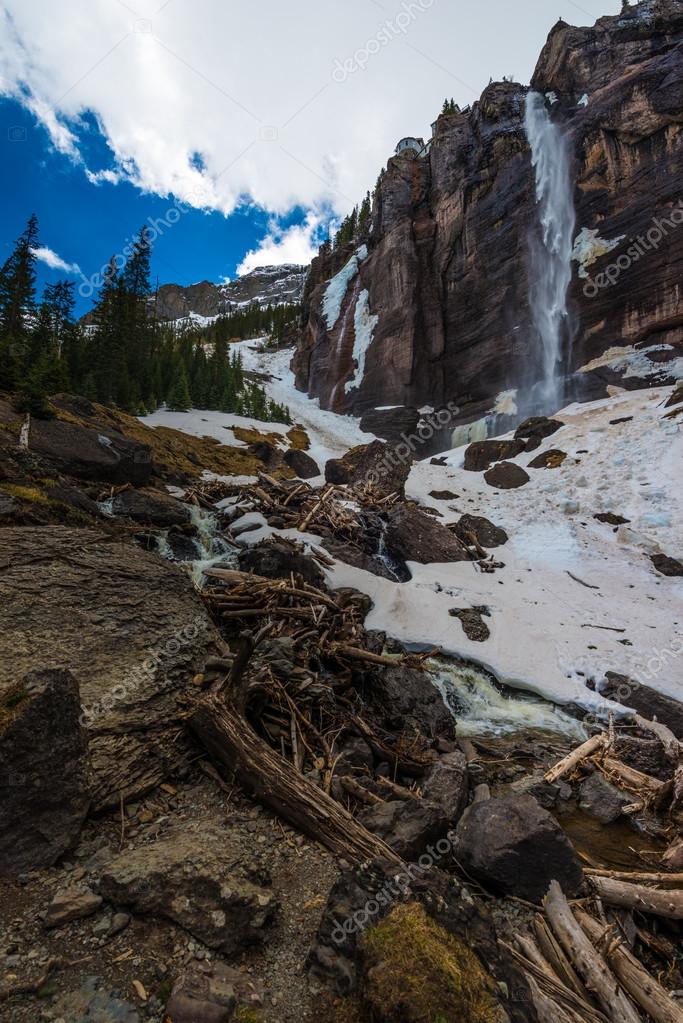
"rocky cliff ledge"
293,0,683,426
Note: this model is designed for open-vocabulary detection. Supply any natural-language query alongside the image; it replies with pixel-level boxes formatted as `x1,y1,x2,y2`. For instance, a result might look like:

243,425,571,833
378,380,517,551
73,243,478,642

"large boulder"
514,416,563,452
111,488,191,527
452,513,508,549
651,553,683,577
325,440,412,497
463,439,525,472
0,527,218,812
28,417,153,485
484,462,530,490
359,406,421,445
384,504,471,565
100,824,277,954
452,794,583,903
283,447,320,479
359,800,449,860
360,663,455,741
0,668,92,878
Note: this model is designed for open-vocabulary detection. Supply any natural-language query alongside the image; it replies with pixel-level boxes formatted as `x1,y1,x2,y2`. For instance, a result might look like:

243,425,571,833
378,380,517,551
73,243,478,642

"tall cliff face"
293,0,683,424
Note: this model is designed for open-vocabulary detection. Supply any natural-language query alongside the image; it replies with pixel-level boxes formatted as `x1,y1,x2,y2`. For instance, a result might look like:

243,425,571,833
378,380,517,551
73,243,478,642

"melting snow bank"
321,386,683,716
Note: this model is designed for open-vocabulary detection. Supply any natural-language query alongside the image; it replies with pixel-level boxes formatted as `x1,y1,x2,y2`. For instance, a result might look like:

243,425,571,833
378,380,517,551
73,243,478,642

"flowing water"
427,657,584,739
524,91,576,413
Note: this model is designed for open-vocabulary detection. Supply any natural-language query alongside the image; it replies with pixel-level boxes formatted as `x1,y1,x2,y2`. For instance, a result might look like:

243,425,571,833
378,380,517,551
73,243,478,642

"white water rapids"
524,91,576,412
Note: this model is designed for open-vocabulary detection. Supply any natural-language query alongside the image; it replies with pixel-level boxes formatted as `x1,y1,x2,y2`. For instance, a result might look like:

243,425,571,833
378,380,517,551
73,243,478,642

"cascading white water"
524,91,576,412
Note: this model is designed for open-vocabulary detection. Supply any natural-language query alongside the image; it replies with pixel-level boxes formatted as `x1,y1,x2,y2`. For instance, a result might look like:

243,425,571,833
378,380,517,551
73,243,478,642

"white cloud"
237,213,324,275
1,0,622,220
31,245,81,274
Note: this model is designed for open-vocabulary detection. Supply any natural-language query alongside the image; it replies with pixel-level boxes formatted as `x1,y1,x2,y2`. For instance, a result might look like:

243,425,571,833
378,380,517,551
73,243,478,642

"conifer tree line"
0,214,292,423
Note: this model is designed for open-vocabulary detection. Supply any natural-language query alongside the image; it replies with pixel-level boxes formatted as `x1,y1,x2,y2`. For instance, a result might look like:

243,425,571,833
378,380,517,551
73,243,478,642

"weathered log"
533,915,595,1005
598,756,665,799
500,940,610,1023
544,735,608,784
585,867,683,884
189,694,402,865
544,880,641,1023
588,876,683,919
577,909,683,1023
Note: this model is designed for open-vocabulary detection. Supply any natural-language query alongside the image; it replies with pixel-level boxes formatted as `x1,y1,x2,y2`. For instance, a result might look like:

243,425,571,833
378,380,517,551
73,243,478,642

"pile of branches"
198,560,437,784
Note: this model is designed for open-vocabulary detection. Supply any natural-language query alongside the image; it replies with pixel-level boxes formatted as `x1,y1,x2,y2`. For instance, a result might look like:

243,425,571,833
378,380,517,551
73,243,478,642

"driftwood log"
576,909,683,1023
544,735,607,783
588,875,683,920
543,880,642,1023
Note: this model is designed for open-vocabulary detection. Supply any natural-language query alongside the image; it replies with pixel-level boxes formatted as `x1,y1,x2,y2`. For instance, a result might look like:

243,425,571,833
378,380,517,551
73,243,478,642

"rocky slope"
294,0,683,428
153,264,307,323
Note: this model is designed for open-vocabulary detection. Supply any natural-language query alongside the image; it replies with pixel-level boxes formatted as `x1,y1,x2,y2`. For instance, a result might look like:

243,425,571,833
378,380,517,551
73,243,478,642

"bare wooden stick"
339,775,383,806
587,876,683,919
544,734,608,784
499,940,610,1023
577,909,683,1023
544,880,641,1023
597,757,664,799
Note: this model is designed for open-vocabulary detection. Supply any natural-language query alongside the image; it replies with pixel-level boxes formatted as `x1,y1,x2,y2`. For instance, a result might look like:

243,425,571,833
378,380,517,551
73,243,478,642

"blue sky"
0,0,621,316
1,96,328,315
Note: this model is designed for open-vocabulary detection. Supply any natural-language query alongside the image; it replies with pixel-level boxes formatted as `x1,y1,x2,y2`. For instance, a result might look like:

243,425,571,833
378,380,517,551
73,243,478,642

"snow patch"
578,94,589,108
571,227,625,279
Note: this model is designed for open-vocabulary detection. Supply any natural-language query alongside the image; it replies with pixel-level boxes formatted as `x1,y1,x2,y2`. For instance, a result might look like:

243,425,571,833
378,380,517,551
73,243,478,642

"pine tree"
0,214,39,388
358,192,372,236
167,370,192,411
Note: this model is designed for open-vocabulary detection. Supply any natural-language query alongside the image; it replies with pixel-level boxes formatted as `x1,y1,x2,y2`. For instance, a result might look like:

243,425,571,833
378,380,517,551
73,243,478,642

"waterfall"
524,91,576,412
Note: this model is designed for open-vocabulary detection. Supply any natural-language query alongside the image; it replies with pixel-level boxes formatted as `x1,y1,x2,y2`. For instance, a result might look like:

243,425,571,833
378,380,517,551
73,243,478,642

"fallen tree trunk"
588,876,683,919
577,909,683,1023
544,880,641,1023
189,693,402,865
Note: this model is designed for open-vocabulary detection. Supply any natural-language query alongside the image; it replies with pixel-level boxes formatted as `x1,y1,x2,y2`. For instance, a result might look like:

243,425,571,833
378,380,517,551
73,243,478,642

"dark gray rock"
361,664,455,741
99,825,277,954
421,751,469,824
0,669,91,878
359,406,421,445
651,553,683,577
449,606,491,642
528,449,567,469
578,772,629,824
463,440,526,472
452,794,583,903
359,799,448,860
453,513,508,548
283,447,320,479
484,462,530,490
164,964,243,1023
385,504,470,565
29,418,152,485
111,488,190,527
325,440,412,498
514,417,563,452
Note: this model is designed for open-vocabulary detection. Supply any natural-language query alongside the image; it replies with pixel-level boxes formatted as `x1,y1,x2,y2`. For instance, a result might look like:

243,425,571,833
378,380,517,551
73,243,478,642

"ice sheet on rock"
321,245,368,330
345,289,379,394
